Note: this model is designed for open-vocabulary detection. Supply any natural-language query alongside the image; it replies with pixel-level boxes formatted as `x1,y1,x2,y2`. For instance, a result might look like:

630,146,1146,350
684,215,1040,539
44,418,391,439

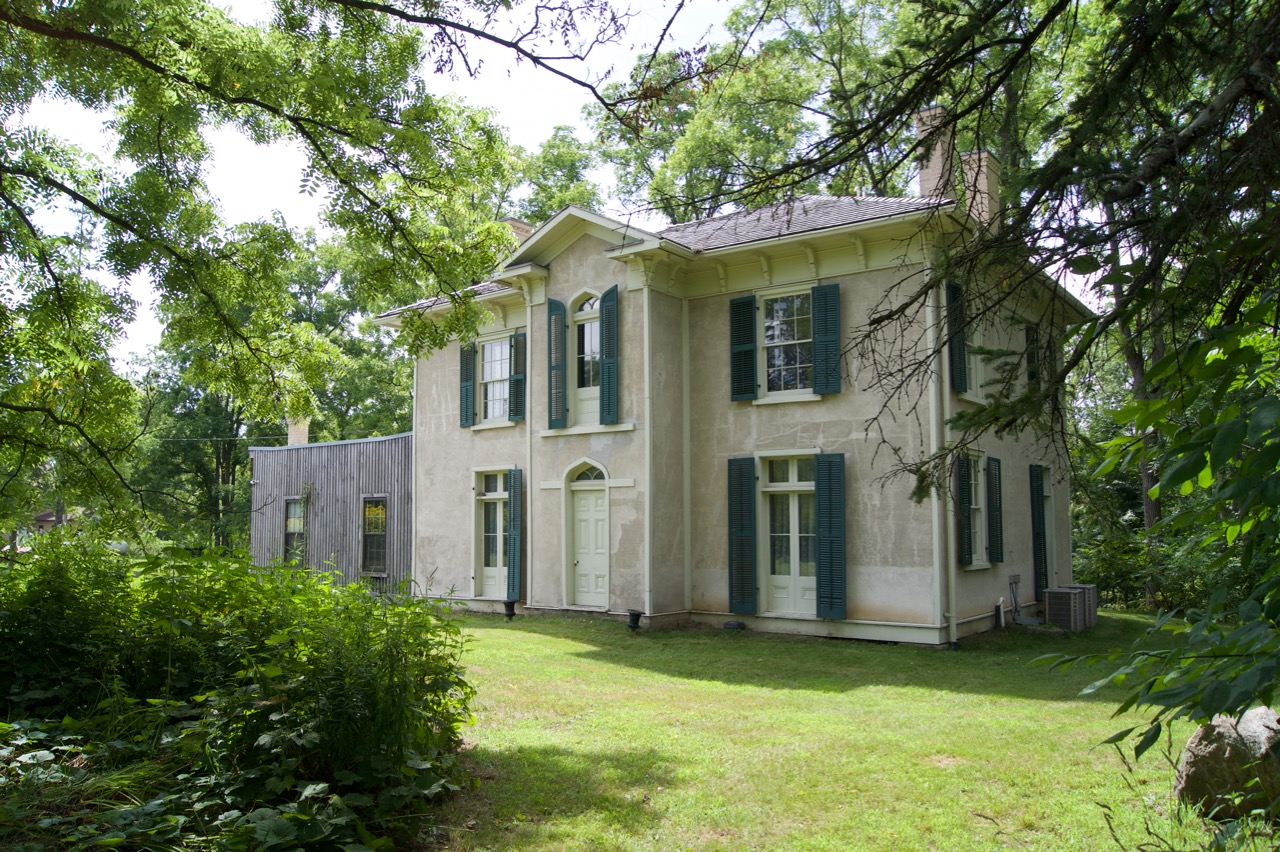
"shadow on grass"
432,743,676,849
462,610,1157,704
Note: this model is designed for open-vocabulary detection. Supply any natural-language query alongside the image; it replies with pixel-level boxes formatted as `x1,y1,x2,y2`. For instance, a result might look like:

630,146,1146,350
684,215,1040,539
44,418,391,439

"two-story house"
375,155,1086,644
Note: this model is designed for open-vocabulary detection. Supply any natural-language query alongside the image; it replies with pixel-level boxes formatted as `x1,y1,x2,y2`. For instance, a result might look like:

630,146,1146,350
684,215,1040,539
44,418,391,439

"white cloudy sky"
24,0,726,363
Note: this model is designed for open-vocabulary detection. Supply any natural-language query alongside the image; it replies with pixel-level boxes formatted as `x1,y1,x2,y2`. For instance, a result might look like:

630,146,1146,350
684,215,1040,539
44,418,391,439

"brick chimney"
960,150,1001,230
286,416,310,446
501,217,535,244
915,105,956,200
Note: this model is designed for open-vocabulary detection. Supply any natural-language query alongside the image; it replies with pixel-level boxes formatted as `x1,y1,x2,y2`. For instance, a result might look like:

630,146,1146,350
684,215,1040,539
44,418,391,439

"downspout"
410,357,420,591
938,279,959,648
526,292,535,607
642,276,654,616
682,295,692,611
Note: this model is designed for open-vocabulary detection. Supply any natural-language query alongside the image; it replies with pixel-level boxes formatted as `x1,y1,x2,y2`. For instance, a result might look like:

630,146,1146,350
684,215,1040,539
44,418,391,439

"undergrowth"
0,533,473,849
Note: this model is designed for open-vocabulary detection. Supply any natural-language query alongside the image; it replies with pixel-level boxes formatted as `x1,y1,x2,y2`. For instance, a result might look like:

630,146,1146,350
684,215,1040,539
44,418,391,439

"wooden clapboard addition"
249,433,413,592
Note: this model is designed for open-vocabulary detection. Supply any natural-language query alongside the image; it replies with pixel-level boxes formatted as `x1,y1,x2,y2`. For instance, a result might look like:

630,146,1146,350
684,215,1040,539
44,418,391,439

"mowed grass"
429,612,1209,851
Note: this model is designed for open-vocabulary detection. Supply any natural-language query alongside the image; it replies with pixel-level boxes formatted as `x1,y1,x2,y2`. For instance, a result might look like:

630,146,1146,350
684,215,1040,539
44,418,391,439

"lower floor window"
285,499,305,562
477,472,509,597
362,498,387,573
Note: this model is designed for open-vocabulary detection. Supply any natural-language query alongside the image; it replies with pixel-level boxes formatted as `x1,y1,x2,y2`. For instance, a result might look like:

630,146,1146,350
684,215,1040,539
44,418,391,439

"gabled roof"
377,281,513,320
657,195,950,252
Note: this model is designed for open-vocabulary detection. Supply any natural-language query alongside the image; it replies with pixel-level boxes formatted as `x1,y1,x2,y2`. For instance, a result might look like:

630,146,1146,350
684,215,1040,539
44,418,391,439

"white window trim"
477,336,513,424
965,450,991,571
571,290,602,426
960,322,988,405
758,284,818,402
472,467,511,599
755,451,820,618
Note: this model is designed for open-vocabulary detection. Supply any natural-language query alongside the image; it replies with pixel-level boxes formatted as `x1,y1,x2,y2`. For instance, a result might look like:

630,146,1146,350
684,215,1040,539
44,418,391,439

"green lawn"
428,612,1208,851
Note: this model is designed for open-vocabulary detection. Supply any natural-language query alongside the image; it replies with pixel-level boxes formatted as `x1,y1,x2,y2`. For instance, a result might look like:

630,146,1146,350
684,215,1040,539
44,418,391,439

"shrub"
0,534,473,849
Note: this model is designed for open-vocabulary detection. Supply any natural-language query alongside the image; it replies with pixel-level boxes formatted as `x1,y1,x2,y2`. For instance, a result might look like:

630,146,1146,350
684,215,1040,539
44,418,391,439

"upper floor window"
730,282,841,401
575,295,601,391
763,292,814,393
481,338,511,421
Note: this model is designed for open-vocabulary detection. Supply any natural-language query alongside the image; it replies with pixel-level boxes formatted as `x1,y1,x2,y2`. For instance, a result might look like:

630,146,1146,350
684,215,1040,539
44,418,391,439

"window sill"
540,422,636,437
472,421,519,431
752,393,823,406
962,562,992,572
361,571,388,578
955,390,988,406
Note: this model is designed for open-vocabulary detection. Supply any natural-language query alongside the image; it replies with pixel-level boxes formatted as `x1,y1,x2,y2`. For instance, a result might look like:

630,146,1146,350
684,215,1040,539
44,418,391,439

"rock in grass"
1175,707,1280,820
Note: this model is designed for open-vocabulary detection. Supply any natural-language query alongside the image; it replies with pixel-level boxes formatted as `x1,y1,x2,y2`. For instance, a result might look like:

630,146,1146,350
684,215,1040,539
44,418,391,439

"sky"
24,0,726,364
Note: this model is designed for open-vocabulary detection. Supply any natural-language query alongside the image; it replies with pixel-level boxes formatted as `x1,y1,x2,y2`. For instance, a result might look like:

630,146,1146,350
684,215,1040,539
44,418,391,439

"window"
727,453,846,619
475,469,524,600
729,282,841,401
362,498,387,574
548,288,618,428
480,339,511,421
956,452,1003,567
459,331,526,427
764,457,818,613
1024,323,1040,390
1030,464,1051,599
946,283,988,402
284,499,305,563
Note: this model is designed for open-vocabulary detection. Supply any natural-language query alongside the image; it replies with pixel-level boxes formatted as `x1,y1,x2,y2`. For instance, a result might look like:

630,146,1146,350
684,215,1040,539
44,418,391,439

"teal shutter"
811,283,842,395
600,286,619,424
1029,465,1048,599
815,453,847,620
729,295,758,400
547,299,567,428
986,456,1003,562
727,457,757,614
509,331,526,422
459,343,476,428
947,283,968,393
1024,323,1040,389
955,454,973,566
506,468,523,601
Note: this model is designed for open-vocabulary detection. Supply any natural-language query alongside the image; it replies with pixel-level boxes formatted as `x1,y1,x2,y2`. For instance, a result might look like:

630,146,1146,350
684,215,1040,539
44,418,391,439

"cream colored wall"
411,309,527,599
686,262,940,628
525,233,648,613
645,287,688,616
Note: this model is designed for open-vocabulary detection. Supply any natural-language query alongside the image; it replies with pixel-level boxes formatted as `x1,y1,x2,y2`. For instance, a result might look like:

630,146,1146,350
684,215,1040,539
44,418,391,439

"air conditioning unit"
1063,583,1099,627
1045,587,1086,632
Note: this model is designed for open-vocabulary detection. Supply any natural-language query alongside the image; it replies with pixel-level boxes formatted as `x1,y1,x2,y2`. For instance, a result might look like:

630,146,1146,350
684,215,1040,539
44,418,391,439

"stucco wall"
646,286,688,616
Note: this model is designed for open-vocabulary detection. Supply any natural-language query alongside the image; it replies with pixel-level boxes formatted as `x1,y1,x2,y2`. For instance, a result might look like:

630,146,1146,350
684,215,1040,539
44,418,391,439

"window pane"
364,499,387,534
799,534,816,577
483,473,498,494
799,493,816,535
768,459,790,483
796,457,815,483
769,493,790,534
771,534,791,576
578,320,601,388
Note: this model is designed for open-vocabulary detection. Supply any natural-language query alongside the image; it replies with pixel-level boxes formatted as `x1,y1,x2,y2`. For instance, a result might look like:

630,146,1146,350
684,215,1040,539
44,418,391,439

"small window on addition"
362,498,387,574
284,499,305,563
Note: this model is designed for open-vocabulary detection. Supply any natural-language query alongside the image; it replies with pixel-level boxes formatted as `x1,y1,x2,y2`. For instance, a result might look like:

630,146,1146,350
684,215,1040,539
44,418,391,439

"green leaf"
1134,722,1163,759
1067,255,1102,274
1101,726,1137,745
1199,680,1232,718
1211,418,1246,472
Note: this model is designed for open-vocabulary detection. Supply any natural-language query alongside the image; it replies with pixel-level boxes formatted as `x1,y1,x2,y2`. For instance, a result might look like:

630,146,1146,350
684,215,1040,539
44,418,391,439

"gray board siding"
249,433,412,592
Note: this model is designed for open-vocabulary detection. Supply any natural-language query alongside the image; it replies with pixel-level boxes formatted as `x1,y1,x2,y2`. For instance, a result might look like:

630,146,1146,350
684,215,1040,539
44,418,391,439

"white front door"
571,486,609,607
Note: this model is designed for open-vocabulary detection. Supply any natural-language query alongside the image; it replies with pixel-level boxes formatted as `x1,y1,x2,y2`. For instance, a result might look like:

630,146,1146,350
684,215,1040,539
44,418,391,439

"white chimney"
915,105,956,200
960,151,1001,230
286,416,310,446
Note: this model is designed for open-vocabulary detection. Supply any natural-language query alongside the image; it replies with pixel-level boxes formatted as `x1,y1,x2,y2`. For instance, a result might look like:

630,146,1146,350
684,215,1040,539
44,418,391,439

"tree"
516,125,603,226
0,0,627,515
605,0,1280,741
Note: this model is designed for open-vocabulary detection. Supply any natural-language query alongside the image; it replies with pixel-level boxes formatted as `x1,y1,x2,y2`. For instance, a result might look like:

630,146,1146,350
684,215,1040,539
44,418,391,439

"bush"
0,533,473,849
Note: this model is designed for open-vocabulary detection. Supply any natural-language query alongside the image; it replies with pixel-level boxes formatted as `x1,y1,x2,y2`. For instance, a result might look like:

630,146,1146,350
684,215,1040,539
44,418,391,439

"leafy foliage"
0,532,473,848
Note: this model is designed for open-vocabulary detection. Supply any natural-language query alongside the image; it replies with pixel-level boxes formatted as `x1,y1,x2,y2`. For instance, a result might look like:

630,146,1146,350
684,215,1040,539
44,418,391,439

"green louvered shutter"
986,456,1004,562
1030,464,1048,599
947,283,968,394
459,343,476,428
547,299,567,428
1024,323,1040,390
955,453,973,566
727,457,757,614
815,453,847,620
506,468,523,601
730,295,758,401
812,283,842,395
600,286,619,424
509,331,527,422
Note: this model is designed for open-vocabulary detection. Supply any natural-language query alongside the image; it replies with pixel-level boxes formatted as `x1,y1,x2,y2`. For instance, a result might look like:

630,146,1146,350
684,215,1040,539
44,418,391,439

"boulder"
1175,707,1280,820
